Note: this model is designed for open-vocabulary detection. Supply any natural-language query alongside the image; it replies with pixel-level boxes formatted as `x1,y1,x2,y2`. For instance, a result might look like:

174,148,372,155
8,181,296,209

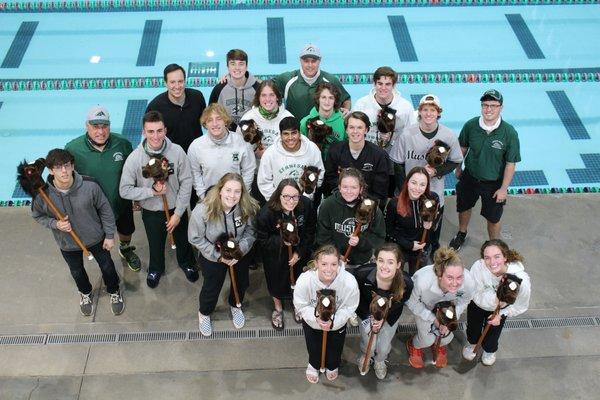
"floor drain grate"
47,333,117,344
258,328,303,338
118,331,186,342
530,317,597,329
0,335,46,345
504,319,531,329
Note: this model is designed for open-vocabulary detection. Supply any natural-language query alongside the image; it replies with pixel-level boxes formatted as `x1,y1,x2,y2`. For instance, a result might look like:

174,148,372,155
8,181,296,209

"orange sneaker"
432,343,447,368
406,337,424,369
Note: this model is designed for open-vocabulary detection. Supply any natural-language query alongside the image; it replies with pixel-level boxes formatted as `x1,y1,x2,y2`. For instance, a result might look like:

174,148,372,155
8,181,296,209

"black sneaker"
181,265,199,282
147,271,162,288
79,292,94,316
109,290,125,315
119,244,141,272
449,231,467,251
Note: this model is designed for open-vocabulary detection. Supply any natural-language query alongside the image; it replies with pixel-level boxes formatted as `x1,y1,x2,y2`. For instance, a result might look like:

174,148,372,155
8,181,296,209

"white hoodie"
293,266,360,331
406,264,476,323
470,260,531,318
353,87,417,154
236,106,293,150
257,135,324,201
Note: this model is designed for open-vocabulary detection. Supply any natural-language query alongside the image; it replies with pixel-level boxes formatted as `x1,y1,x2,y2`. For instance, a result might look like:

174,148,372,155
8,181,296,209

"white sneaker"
198,312,212,337
462,344,477,361
482,351,496,366
230,306,245,329
373,360,387,380
357,353,370,375
348,313,359,327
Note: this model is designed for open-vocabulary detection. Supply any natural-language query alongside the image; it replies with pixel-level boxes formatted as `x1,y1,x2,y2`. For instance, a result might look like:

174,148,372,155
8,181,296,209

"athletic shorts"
456,171,505,224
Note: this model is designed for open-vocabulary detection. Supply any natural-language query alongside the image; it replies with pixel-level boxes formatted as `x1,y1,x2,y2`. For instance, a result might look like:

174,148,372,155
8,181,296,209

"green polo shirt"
65,133,133,218
459,117,521,181
272,69,350,120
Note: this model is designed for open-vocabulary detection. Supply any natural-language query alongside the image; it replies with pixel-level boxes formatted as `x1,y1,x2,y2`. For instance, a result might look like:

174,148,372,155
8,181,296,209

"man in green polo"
65,106,141,271
449,90,521,250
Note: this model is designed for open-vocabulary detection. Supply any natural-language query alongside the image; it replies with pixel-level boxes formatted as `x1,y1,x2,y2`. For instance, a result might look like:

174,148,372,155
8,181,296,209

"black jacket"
146,88,206,153
351,263,413,326
324,140,389,201
385,193,440,253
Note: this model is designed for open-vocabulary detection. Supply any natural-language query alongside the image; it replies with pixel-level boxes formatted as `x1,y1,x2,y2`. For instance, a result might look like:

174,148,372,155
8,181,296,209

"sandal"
306,364,319,384
325,368,338,381
271,309,284,331
293,307,303,324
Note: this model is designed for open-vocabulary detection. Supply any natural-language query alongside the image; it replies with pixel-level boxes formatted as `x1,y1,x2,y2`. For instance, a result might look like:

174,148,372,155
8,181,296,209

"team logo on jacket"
491,140,504,150
234,216,243,228
334,218,368,237
456,290,464,298
277,163,303,179
232,152,240,162
362,163,374,172
113,152,124,162
296,215,305,226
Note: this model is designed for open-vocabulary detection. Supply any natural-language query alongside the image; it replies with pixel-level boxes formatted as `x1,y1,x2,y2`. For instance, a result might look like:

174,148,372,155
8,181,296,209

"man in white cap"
449,89,521,250
272,44,351,120
66,106,142,272
389,94,463,257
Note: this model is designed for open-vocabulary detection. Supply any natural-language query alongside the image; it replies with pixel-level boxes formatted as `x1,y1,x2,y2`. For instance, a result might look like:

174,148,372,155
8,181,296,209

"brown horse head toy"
370,291,393,322
17,158,47,197
307,117,333,150
142,156,172,183
425,140,451,168
434,301,458,332
299,165,321,195
278,218,300,246
355,197,377,225
419,194,439,224
496,273,522,305
239,119,263,149
315,289,336,322
376,106,396,147
215,233,243,261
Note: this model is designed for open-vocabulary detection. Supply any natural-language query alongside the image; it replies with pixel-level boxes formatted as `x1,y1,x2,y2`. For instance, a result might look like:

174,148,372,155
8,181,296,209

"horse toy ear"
17,158,47,198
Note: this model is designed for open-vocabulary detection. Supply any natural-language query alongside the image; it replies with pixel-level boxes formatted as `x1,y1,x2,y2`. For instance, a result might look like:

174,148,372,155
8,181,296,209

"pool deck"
0,193,599,399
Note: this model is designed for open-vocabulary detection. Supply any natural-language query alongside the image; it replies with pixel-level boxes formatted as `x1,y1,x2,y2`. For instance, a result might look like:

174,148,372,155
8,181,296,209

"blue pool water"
1,3,599,200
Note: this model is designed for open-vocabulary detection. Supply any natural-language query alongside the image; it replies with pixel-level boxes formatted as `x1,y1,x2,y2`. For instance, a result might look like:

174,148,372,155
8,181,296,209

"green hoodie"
65,133,133,219
300,107,347,160
316,191,385,265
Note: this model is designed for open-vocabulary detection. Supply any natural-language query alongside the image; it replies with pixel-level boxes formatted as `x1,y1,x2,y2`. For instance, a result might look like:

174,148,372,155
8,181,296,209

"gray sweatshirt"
32,172,116,251
188,202,256,262
187,131,256,199
119,138,192,217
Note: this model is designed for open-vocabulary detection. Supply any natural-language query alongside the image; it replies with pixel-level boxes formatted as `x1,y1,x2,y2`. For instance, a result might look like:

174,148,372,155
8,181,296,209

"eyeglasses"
281,194,300,201
481,103,501,109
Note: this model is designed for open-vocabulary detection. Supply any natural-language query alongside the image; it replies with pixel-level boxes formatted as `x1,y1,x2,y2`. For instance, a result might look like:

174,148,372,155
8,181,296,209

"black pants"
466,301,507,353
198,253,251,315
141,209,194,274
60,241,120,294
302,322,347,371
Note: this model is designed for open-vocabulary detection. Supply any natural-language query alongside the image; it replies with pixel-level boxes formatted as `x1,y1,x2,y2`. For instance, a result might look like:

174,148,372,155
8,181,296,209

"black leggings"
466,301,507,353
198,253,251,315
302,322,347,371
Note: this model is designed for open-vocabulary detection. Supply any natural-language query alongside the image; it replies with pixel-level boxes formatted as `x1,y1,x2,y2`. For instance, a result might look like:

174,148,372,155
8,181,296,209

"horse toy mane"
17,158,47,198
142,156,173,182
315,288,337,322
425,140,451,168
355,197,377,225
496,273,523,305
434,301,458,332
418,194,440,223
239,119,263,148
376,106,396,147
307,117,333,150
299,165,320,195
369,292,393,322
278,217,300,246
215,233,243,261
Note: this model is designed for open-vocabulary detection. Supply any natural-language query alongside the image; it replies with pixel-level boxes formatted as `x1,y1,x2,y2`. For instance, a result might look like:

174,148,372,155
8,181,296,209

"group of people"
28,43,530,383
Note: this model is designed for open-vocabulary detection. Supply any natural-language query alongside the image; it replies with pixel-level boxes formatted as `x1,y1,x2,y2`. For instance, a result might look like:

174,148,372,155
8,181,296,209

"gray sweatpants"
413,315,454,349
359,318,401,362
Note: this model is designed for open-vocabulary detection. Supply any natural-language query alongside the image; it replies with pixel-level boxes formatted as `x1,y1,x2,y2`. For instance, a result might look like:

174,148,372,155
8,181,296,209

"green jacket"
65,133,133,218
300,107,347,160
316,191,385,265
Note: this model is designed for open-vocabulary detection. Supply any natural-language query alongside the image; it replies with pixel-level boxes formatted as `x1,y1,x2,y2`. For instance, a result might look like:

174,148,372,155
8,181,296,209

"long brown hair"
480,239,525,264
396,166,432,217
203,173,259,223
267,178,304,213
374,243,405,301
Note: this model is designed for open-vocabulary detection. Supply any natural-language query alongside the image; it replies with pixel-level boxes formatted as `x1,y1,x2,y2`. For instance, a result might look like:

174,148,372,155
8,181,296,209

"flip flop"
306,364,319,384
271,309,284,331
325,368,338,381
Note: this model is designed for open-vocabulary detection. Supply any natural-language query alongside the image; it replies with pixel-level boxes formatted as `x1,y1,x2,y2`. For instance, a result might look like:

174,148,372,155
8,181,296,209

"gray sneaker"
230,306,245,329
79,292,94,316
109,290,125,315
199,312,212,337
373,360,388,379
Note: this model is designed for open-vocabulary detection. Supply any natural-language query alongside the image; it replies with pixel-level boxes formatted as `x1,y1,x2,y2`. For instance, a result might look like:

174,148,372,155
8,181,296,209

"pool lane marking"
567,154,600,184
388,15,418,62
1,21,39,69
123,100,148,145
505,14,545,60
136,20,162,67
267,17,286,64
546,91,590,140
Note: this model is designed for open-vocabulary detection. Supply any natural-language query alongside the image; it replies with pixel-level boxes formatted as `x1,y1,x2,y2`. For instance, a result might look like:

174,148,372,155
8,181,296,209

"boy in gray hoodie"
119,111,197,289
31,149,124,316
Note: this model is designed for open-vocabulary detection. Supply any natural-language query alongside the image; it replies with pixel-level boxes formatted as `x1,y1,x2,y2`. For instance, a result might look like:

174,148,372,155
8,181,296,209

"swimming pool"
1,2,599,202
